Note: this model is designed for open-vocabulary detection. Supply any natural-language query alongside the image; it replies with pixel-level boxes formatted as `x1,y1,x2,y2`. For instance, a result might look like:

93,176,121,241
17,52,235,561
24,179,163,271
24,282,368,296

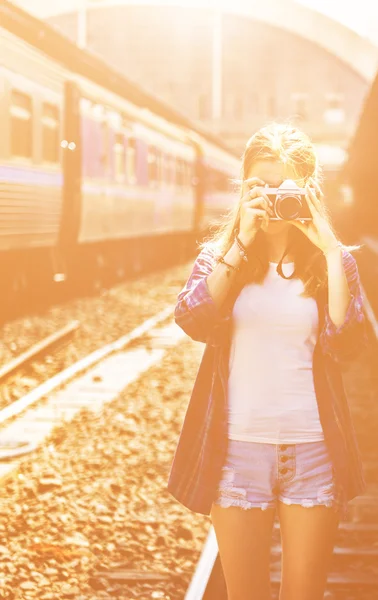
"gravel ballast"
0,260,377,600
0,336,209,600
0,262,194,413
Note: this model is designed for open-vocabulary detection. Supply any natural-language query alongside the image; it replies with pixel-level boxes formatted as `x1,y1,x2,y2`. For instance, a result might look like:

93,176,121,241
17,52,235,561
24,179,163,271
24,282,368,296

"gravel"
0,260,377,599
0,335,208,599
0,261,194,413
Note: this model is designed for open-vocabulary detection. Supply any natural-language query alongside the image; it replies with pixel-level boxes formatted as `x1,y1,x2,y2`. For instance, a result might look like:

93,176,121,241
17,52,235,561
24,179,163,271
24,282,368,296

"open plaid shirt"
167,247,368,517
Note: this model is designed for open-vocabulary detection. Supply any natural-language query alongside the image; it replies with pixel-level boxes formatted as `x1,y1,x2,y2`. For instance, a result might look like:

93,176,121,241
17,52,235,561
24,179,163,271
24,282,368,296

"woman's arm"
326,246,353,327
320,250,368,364
174,241,244,343
176,181,272,342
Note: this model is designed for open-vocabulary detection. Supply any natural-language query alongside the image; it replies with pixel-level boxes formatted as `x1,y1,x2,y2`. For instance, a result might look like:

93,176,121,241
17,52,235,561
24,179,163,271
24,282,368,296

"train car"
197,138,241,230
0,0,239,304
60,78,200,284
0,24,66,295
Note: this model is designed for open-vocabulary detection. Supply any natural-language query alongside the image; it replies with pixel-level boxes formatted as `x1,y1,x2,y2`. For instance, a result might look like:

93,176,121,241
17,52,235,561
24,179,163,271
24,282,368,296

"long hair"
199,123,359,298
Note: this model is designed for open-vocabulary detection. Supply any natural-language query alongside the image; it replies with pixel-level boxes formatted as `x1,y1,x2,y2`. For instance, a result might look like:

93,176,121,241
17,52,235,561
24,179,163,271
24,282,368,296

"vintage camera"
266,179,312,221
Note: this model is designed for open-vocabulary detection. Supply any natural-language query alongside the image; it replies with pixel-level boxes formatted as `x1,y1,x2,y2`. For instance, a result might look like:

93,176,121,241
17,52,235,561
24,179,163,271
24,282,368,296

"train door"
60,80,82,249
193,147,205,233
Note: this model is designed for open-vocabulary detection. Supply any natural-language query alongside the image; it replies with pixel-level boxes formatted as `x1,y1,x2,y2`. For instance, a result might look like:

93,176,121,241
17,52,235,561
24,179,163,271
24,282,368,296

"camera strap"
276,241,296,280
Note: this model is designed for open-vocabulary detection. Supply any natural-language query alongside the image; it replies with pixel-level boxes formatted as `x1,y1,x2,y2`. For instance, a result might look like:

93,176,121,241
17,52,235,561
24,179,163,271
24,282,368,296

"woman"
167,123,368,600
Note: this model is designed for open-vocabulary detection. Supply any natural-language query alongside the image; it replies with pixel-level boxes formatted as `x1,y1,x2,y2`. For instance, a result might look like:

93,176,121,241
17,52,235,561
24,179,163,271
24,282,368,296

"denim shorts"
213,438,343,514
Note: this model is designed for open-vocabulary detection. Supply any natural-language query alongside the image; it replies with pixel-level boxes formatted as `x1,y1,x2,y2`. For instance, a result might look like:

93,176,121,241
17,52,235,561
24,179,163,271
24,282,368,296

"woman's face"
244,160,305,236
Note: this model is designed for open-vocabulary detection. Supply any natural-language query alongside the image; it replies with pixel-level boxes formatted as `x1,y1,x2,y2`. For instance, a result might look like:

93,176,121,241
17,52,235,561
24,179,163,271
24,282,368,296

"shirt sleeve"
174,246,228,343
319,250,369,364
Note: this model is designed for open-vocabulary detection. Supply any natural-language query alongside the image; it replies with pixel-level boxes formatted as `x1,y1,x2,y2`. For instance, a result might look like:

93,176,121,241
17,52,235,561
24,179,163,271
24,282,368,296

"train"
0,0,240,307
0,1,355,313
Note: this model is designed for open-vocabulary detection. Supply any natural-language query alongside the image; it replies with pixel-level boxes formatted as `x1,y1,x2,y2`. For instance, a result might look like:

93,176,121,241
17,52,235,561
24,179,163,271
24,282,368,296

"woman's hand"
289,179,340,254
238,177,274,246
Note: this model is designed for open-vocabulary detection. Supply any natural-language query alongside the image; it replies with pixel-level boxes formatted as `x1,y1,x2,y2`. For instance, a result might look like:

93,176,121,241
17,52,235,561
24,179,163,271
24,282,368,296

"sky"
10,0,378,43
298,0,378,40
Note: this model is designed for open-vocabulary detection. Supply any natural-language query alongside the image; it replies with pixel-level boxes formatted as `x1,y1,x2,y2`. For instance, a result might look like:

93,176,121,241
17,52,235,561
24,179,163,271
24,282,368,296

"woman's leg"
278,502,339,600
210,503,276,600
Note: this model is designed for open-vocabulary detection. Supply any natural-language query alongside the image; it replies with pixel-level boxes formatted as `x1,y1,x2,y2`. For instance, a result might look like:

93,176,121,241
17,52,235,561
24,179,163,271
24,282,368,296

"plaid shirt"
167,246,368,517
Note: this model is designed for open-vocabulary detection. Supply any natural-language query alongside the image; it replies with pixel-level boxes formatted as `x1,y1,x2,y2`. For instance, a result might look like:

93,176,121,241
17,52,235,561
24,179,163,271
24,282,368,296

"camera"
266,179,312,221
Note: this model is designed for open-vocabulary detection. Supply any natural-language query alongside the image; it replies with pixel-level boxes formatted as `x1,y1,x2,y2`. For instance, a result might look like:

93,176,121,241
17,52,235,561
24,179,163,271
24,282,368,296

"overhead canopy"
12,0,378,82
0,0,238,157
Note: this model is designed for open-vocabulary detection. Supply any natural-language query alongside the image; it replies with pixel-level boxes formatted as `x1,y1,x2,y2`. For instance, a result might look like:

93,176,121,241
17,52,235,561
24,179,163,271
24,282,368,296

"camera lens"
276,194,302,220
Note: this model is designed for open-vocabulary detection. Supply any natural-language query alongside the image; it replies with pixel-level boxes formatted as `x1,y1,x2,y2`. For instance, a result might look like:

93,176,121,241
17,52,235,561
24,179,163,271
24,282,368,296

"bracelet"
233,229,249,263
215,255,240,278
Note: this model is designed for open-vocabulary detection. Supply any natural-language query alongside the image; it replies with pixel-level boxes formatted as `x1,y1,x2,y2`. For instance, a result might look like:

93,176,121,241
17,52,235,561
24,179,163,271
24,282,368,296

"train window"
267,95,276,118
161,153,167,184
198,94,210,120
184,162,192,188
156,150,162,184
42,103,60,163
148,146,158,185
166,155,174,185
176,159,186,187
175,159,181,187
10,90,33,158
208,168,227,192
170,156,177,185
114,133,126,180
101,121,109,175
182,162,188,187
234,95,244,121
250,93,260,115
324,93,345,125
291,92,308,121
126,137,136,182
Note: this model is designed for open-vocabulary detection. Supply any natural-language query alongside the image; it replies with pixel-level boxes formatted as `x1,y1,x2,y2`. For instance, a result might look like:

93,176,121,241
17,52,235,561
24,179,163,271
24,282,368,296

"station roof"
1,0,239,157
10,0,378,82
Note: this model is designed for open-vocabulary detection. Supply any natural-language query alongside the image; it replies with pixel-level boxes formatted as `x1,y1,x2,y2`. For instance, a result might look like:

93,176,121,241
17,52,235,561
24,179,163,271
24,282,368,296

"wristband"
215,255,240,278
233,229,249,263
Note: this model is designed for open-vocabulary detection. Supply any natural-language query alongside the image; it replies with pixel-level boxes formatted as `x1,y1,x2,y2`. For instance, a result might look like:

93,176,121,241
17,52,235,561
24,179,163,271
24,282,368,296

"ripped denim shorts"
213,438,344,514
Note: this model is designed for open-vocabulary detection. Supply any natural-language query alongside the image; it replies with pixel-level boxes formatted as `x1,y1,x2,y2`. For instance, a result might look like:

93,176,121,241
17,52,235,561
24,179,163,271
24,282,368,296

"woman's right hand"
238,177,274,247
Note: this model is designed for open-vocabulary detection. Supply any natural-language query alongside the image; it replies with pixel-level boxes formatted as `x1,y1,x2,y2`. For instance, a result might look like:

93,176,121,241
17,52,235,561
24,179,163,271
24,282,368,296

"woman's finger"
245,195,270,208
304,187,318,219
244,177,266,187
306,182,323,212
289,219,309,234
248,187,273,207
249,208,270,218
245,195,274,216
242,178,265,196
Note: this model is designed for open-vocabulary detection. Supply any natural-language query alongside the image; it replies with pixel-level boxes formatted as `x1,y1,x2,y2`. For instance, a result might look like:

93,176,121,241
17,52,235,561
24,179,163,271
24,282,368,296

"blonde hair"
200,122,359,297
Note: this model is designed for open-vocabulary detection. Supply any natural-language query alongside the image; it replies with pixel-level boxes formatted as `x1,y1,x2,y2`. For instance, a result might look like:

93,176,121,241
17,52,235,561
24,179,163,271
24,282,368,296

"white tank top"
227,262,324,444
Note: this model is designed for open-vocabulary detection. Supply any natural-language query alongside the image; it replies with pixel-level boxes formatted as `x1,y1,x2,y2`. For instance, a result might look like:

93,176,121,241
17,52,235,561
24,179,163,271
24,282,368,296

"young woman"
167,123,367,600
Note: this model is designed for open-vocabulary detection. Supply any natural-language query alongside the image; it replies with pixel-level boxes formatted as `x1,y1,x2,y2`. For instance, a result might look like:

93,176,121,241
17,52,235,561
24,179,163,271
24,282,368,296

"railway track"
0,250,377,599
0,322,80,460
0,321,80,385
185,242,378,600
0,259,205,599
0,306,183,482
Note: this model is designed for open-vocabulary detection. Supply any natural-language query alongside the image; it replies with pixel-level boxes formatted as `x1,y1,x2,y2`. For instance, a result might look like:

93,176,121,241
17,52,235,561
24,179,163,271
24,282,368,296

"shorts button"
280,445,288,450
280,456,288,462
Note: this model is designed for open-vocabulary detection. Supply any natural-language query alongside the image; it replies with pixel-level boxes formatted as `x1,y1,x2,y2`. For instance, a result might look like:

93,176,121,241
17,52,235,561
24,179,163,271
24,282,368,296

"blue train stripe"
0,165,63,187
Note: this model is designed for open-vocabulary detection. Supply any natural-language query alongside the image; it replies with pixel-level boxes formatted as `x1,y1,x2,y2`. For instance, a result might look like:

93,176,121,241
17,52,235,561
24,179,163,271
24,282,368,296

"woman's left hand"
289,179,340,254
